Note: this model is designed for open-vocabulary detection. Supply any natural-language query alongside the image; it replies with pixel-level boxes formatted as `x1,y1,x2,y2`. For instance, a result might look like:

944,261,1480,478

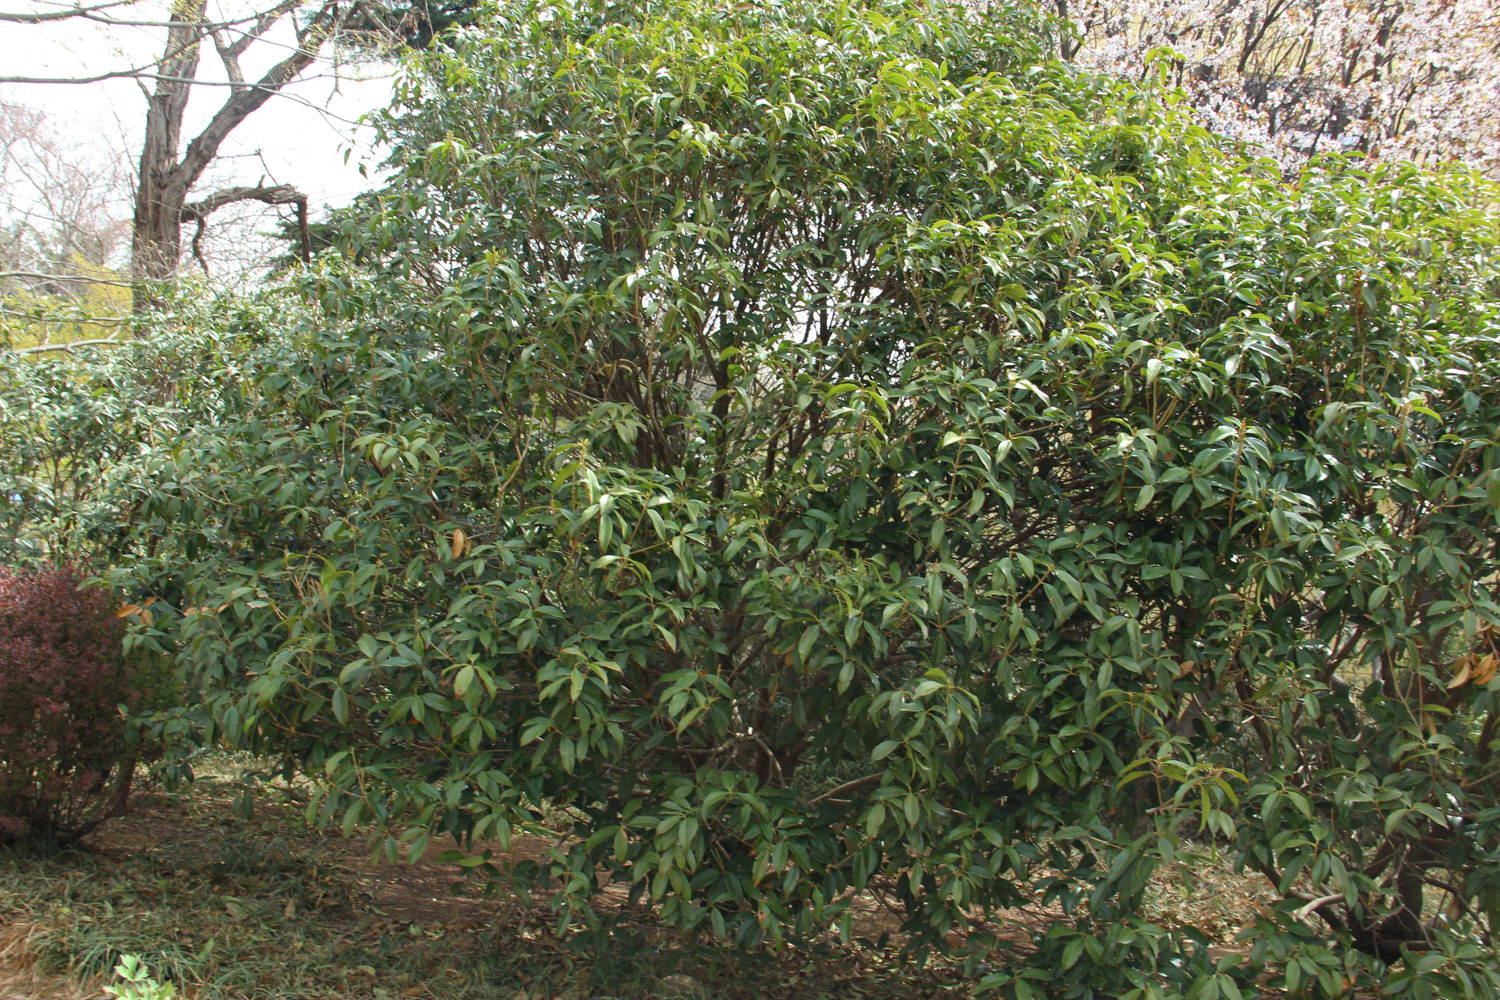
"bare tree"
0,0,413,315
127,0,364,311
0,100,129,296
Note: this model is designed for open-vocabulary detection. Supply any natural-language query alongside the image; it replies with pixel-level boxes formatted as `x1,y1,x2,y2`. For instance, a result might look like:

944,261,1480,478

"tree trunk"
131,0,208,316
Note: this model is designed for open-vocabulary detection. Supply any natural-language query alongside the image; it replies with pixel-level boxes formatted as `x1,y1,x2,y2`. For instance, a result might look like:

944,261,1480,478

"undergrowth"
0,757,970,1000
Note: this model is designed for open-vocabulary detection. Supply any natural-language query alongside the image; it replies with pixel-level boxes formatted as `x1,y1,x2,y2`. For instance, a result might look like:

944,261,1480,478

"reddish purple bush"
0,563,138,843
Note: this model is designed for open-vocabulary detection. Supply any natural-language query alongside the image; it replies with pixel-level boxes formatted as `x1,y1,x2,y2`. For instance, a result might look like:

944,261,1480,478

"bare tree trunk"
131,0,208,314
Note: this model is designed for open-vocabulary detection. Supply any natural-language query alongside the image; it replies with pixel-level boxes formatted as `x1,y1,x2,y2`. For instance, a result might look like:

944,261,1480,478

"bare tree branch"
212,0,303,88
179,183,304,221
10,337,128,355
173,0,345,202
0,0,136,23
1,271,135,288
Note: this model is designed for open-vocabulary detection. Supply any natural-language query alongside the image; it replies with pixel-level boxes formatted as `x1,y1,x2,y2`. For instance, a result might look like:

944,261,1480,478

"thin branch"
9,338,128,355
220,0,301,60
0,0,136,23
809,773,885,805
0,307,132,325
1,270,135,288
1294,892,1348,924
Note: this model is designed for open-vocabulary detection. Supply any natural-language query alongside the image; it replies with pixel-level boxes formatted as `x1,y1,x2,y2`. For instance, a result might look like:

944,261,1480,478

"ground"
0,757,1277,1000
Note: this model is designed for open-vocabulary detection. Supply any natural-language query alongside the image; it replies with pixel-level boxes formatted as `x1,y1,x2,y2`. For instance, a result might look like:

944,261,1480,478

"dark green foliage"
42,0,1500,995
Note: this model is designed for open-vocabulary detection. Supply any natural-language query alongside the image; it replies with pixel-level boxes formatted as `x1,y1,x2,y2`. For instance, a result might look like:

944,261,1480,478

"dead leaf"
452,527,468,560
1448,655,1473,690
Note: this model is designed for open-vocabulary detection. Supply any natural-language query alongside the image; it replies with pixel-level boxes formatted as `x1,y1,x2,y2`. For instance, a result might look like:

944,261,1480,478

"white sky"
1,0,393,273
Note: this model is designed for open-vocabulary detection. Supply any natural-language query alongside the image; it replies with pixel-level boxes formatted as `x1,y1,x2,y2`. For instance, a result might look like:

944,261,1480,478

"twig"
10,338,128,355
1293,892,1346,924
810,773,885,805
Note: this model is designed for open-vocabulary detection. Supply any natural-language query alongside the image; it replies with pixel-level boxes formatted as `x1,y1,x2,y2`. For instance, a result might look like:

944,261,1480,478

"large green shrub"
99,0,1500,994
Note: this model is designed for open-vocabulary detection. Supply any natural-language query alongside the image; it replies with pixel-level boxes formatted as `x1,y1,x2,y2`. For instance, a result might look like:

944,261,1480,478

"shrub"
0,563,143,843
101,0,1500,995
0,288,258,564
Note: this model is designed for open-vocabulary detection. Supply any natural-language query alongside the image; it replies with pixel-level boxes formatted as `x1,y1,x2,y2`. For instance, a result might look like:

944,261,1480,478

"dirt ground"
0,775,1279,1000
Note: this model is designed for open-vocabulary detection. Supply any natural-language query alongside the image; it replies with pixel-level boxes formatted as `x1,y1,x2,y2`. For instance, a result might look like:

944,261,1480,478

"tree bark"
132,0,207,313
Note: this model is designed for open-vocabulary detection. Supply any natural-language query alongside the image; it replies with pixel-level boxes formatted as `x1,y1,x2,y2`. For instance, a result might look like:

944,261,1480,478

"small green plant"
103,955,177,1000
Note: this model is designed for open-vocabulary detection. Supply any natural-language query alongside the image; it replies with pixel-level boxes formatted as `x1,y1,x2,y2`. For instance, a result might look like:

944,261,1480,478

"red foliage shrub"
0,563,138,843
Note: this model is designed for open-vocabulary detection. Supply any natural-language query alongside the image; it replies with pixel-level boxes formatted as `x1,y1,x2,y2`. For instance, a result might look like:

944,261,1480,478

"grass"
0,757,975,1000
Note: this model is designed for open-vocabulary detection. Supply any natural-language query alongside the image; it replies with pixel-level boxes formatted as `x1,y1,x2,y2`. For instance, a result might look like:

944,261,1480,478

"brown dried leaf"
1448,655,1474,690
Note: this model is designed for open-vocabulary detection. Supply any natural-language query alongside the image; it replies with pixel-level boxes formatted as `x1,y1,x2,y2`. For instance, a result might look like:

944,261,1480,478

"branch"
1,68,181,85
179,183,304,222
175,0,344,192
190,217,210,275
9,337,128,355
211,28,246,86
0,270,135,288
0,0,137,22
213,0,302,86
1293,892,1347,925
224,0,301,60
809,773,885,805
